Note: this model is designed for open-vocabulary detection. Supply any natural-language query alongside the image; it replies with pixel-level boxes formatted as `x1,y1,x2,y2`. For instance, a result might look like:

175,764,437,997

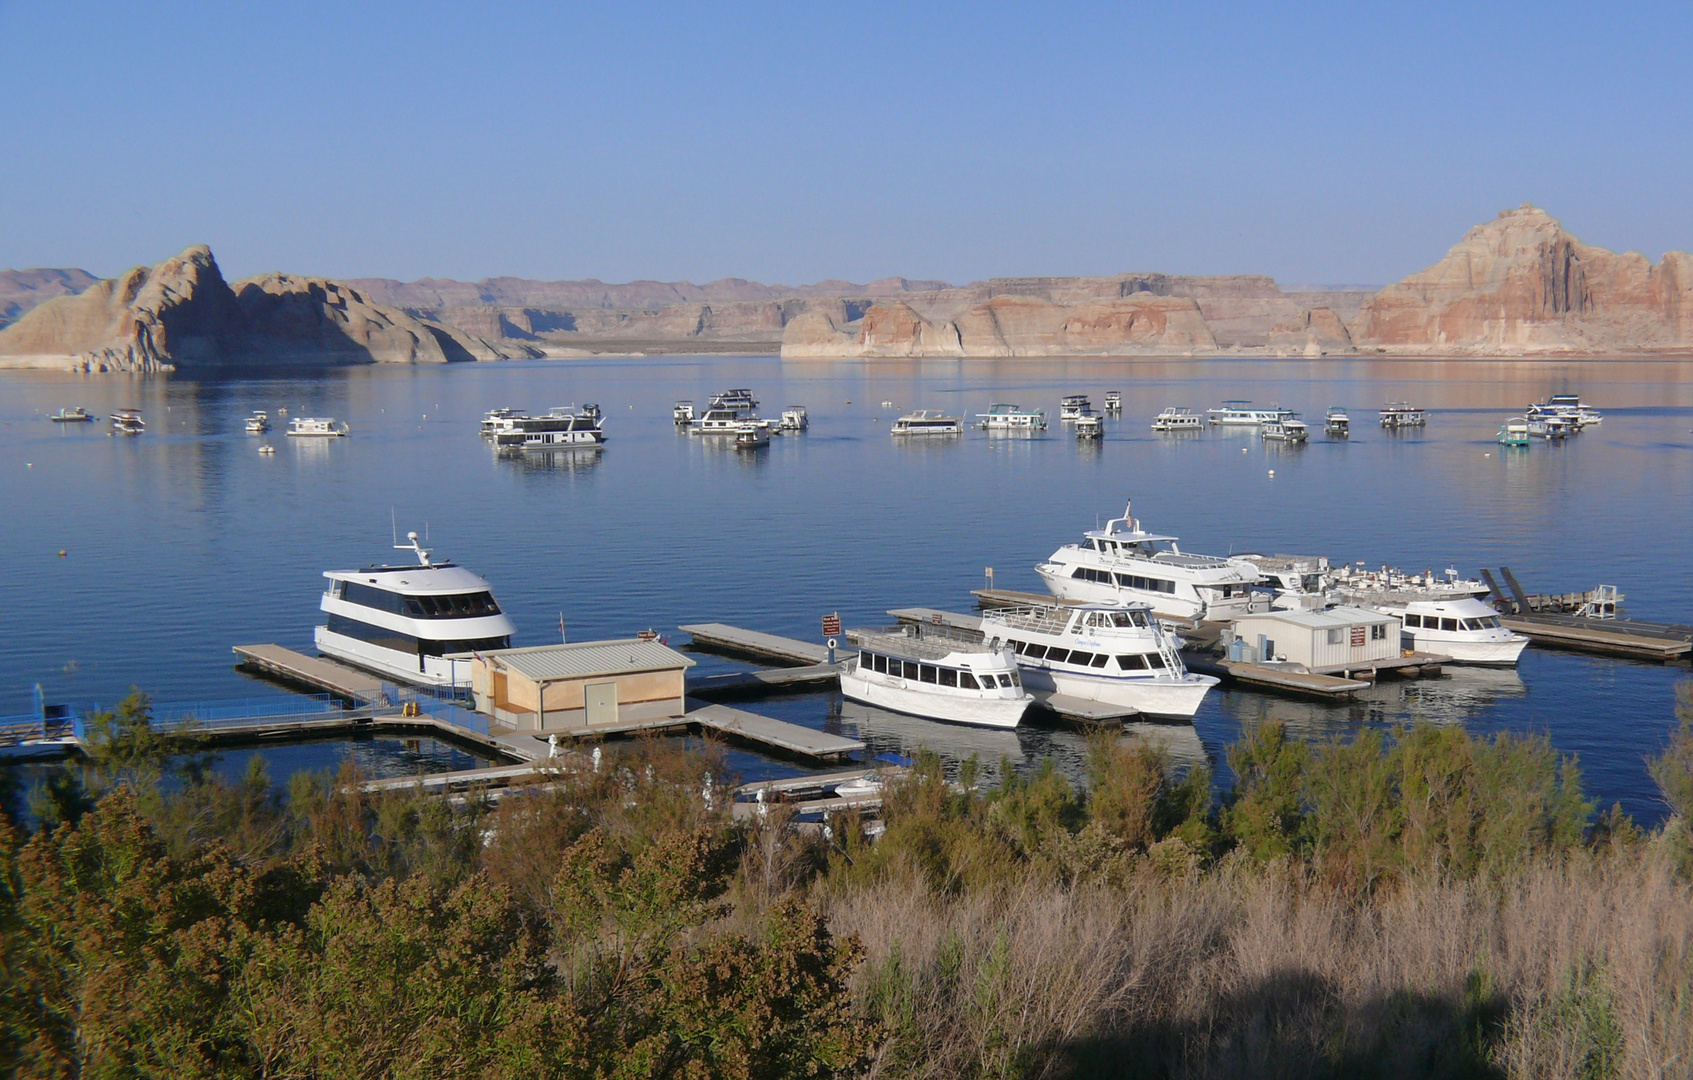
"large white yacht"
980,603,1218,718
314,533,515,688
488,407,605,448
1037,501,1264,622
842,627,1032,728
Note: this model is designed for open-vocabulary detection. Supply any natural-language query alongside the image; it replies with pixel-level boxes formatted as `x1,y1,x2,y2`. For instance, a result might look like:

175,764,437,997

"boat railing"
0,712,85,747
849,626,987,663
981,606,1074,637
148,693,351,729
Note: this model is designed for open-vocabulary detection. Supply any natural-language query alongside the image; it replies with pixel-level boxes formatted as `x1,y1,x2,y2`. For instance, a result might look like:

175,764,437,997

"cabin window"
1327,628,1344,645
1117,654,1147,670
1090,653,1109,668
1046,649,1070,664
996,674,1014,688
919,664,937,684
1480,616,1500,629
1007,671,1021,686
1071,567,1089,580
1371,624,1387,640
1024,644,1047,660
1068,650,1094,666
1012,640,1026,654
1110,611,1133,628
903,661,920,680
940,668,958,687
1441,618,1458,632
1148,652,1169,670
959,671,980,689
860,650,872,667
1404,614,1421,628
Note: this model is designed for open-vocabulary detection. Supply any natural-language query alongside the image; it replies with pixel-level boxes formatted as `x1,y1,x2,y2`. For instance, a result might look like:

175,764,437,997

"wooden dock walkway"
689,661,843,697
1032,692,1138,722
970,588,1078,610
688,703,864,760
1501,616,1693,661
680,623,833,665
234,644,386,701
1182,653,1369,698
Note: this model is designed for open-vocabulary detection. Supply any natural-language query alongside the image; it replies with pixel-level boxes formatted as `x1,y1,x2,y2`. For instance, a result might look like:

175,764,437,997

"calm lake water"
3,356,1691,818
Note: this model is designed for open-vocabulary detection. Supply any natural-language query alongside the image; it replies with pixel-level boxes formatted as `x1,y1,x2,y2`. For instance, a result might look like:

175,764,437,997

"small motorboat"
257,444,276,455
50,406,96,423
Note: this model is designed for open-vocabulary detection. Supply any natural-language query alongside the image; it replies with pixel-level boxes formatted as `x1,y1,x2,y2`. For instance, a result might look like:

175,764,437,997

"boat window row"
326,614,510,657
1405,613,1500,631
859,651,1019,689
1069,566,1177,594
338,581,502,619
1013,640,1170,671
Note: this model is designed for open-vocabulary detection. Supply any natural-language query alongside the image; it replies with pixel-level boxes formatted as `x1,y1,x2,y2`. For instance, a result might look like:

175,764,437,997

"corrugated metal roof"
1235,606,1395,629
485,639,695,681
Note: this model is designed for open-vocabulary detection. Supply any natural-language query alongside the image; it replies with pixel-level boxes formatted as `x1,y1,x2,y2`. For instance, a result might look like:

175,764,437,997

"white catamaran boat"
1060,395,1092,421
980,604,1219,718
287,417,350,437
1037,501,1264,621
977,403,1048,431
842,627,1033,728
890,410,963,436
489,407,606,448
314,533,516,688
1207,401,1294,426
1151,407,1204,432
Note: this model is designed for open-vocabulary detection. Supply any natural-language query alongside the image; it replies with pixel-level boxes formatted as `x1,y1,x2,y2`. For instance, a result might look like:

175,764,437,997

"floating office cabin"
1226,607,1401,672
470,639,695,732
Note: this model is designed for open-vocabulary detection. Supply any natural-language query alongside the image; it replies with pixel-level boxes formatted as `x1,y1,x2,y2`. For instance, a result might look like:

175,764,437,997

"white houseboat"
1262,415,1309,442
691,402,769,435
1528,393,1601,428
734,422,770,450
287,417,350,437
1036,501,1264,622
1103,391,1123,413
1324,408,1350,437
315,533,516,688
890,410,963,436
1379,402,1426,428
1151,407,1204,432
842,627,1033,728
980,604,1218,718
672,400,695,425
489,407,604,448
1074,413,1103,439
1207,401,1294,426
779,406,809,431
978,403,1048,431
245,410,270,434
1060,395,1092,421
711,388,759,410
111,409,145,435
480,407,522,436
50,406,95,423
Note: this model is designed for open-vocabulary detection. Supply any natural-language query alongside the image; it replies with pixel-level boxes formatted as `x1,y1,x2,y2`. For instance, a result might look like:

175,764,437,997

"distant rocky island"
2,205,1688,372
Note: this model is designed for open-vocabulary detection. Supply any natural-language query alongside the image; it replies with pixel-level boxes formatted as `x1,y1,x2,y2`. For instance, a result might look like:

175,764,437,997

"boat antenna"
391,508,397,546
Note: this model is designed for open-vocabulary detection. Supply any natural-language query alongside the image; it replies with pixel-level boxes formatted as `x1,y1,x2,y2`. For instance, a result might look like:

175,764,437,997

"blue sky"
2,1,1689,286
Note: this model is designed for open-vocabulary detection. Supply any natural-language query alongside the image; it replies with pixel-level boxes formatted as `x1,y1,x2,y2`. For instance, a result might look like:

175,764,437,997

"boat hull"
1020,665,1218,719
1402,630,1528,666
313,627,474,688
838,668,1029,729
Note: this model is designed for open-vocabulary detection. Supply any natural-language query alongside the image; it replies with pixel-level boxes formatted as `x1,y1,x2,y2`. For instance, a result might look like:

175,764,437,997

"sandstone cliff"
0,268,100,328
1351,205,1693,354
0,246,539,370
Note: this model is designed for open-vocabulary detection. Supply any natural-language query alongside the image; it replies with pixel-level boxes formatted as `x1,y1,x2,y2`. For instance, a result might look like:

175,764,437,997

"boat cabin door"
585,681,619,726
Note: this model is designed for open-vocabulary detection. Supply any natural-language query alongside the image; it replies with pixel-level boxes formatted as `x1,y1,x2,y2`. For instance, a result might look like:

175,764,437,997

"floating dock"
689,702,864,760
233,644,386,701
1500,616,1692,662
679,623,834,665
689,661,844,697
1182,654,1370,698
733,767,896,820
971,588,1078,610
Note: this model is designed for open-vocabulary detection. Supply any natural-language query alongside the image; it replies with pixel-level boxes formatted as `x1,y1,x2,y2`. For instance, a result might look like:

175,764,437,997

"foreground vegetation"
3,685,1693,1078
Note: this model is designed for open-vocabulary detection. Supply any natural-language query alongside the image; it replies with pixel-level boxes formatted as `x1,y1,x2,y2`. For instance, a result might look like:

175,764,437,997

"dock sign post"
822,613,842,663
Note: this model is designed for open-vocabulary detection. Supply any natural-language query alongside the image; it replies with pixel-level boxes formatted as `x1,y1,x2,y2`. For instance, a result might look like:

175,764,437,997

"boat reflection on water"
833,697,1027,781
1216,666,1529,743
1120,721,1208,772
493,446,603,474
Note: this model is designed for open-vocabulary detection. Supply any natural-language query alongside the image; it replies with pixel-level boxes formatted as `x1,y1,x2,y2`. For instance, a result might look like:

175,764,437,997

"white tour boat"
980,603,1219,718
1324,407,1350,436
1103,391,1123,413
1379,402,1426,428
314,533,516,688
110,409,145,435
1074,413,1103,439
1207,401,1294,426
1060,395,1092,421
1331,564,1491,602
842,626,1033,729
673,400,695,425
1151,407,1204,432
1390,597,1528,666
245,410,270,434
287,417,350,437
779,406,809,431
977,403,1048,431
1262,415,1309,442
1036,501,1264,621
489,407,605,448
890,409,963,436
